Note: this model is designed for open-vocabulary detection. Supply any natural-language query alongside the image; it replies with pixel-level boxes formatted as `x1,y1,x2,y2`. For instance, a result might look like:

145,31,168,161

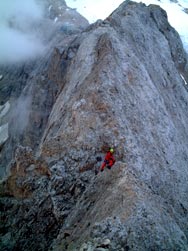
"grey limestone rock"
1,1,188,251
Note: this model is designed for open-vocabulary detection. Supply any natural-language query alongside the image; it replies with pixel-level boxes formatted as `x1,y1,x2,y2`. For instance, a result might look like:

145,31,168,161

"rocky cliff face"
1,1,188,251
0,0,88,176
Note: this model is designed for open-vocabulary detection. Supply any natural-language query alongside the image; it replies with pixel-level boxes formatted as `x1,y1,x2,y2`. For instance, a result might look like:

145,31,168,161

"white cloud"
0,0,45,64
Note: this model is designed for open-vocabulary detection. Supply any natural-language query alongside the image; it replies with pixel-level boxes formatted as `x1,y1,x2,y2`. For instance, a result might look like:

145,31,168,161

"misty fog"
0,0,45,64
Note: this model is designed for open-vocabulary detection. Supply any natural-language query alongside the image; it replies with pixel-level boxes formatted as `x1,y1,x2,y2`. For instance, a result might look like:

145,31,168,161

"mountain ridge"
1,1,188,250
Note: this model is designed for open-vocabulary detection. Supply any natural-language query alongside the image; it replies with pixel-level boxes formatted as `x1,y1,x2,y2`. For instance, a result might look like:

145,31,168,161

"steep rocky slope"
0,0,88,176
1,1,188,251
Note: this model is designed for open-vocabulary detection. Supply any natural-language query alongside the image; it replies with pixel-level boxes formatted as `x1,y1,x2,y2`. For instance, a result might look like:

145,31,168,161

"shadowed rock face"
1,1,188,251
0,0,89,176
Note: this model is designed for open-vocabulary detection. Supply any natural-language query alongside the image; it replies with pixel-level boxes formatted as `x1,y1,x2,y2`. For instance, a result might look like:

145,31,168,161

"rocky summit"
1,1,188,251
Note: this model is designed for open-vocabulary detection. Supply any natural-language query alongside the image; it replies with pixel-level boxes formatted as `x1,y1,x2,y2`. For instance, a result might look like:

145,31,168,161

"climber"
100,148,115,172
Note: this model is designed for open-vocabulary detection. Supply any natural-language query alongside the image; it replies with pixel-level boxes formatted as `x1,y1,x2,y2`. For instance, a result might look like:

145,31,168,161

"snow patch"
66,0,124,23
49,5,52,11
54,17,58,23
180,74,187,85
0,101,10,119
0,123,9,146
65,0,188,52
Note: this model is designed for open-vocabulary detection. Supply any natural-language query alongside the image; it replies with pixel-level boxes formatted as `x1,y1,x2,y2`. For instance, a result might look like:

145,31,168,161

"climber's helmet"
109,148,114,153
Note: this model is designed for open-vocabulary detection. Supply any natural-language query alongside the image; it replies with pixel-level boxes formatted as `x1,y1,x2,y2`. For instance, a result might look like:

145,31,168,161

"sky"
66,0,188,52
0,0,44,64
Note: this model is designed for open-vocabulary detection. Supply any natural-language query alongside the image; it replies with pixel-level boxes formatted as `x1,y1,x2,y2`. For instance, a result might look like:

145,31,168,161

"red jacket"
104,151,115,165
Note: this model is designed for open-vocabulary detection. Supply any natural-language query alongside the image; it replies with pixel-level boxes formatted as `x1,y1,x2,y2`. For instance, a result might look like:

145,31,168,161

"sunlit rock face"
0,1,188,251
